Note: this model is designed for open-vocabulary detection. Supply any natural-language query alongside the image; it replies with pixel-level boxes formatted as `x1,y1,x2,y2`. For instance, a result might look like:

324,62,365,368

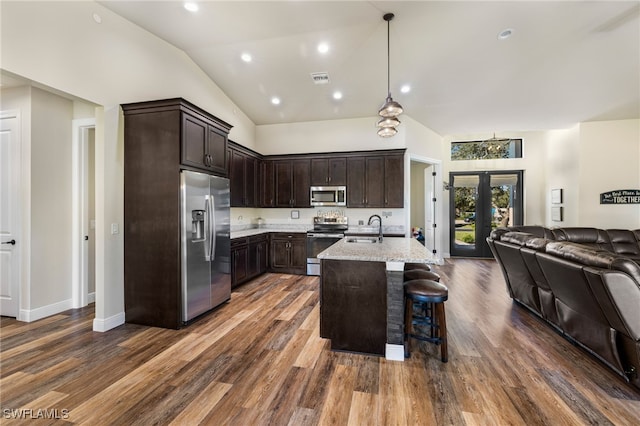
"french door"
450,171,523,257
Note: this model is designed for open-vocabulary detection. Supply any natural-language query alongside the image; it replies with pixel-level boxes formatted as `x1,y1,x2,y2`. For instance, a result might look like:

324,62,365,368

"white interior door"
0,112,21,317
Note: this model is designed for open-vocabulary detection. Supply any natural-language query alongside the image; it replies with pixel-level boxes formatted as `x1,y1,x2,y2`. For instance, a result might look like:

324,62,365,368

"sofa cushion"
545,241,618,269
553,227,614,252
607,229,640,257
501,232,538,246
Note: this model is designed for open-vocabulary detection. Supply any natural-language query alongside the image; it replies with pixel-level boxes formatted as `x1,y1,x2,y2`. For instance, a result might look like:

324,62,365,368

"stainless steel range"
306,216,348,276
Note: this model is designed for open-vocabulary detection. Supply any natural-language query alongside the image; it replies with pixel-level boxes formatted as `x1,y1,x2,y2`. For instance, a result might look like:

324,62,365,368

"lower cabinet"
231,234,268,288
269,233,306,275
320,259,387,355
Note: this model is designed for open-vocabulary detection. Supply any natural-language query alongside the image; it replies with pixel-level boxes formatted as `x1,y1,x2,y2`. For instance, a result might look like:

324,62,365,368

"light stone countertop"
317,237,442,264
230,226,310,239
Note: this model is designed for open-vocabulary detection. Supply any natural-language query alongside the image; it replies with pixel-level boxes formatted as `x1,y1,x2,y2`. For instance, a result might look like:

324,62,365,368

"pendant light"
377,12,403,137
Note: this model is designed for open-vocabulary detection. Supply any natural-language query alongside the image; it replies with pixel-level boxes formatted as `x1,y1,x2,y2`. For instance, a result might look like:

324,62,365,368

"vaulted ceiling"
100,1,640,135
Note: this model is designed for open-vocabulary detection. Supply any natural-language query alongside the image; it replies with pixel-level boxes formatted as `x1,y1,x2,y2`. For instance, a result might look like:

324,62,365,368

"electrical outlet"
358,220,364,225
382,211,392,217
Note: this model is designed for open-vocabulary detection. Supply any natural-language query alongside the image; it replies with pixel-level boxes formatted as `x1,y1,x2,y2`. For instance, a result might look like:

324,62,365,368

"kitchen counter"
318,237,441,360
230,226,310,239
317,237,441,264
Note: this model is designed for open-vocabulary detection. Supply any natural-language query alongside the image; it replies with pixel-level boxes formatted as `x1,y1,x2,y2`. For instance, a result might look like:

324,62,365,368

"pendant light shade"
377,13,403,137
378,96,403,118
376,116,401,128
377,126,398,138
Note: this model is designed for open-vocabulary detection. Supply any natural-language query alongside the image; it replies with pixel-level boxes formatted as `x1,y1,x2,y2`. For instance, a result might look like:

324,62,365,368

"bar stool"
404,262,431,272
404,279,448,362
404,269,441,282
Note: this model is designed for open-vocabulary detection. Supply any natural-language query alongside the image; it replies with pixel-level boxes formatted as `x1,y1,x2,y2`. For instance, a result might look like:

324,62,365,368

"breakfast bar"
317,237,441,360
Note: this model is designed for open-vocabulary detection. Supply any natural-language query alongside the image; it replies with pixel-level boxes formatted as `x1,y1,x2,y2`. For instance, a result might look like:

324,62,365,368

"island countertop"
317,237,442,264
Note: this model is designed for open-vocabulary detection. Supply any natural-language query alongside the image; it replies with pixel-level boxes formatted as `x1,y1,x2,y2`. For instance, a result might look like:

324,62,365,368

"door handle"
84,236,89,241
2,239,16,245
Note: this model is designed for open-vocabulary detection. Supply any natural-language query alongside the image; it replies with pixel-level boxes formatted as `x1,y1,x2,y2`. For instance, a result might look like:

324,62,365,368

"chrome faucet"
368,214,383,242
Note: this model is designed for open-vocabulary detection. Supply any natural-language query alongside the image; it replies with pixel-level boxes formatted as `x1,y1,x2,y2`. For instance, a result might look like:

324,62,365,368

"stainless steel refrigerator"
181,170,231,323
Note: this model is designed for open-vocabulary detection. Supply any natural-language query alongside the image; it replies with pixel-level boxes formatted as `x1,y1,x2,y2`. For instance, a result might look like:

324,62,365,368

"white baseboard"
385,344,405,361
87,292,96,304
19,298,73,322
93,311,125,332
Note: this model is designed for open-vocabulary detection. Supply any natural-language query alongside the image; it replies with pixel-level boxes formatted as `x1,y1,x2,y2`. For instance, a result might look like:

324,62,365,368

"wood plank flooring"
1,258,639,425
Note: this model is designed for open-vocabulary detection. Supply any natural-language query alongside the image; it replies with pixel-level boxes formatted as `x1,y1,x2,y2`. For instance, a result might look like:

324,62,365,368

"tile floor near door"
1,259,639,425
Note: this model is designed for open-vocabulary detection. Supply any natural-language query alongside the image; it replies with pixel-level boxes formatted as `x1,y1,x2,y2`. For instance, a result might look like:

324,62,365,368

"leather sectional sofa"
487,226,640,389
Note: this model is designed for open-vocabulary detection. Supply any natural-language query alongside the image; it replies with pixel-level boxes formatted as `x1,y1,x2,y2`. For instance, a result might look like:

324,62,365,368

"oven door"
306,233,344,276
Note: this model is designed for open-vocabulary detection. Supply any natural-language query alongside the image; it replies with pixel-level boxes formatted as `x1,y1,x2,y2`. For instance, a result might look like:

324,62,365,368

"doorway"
449,171,523,257
409,156,442,257
72,119,96,308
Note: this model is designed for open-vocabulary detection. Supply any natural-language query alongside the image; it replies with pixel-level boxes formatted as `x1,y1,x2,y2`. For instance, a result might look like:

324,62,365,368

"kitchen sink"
345,236,378,243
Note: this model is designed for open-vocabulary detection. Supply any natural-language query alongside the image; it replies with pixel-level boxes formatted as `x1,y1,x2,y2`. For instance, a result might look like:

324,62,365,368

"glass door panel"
450,171,522,258
452,175,479,254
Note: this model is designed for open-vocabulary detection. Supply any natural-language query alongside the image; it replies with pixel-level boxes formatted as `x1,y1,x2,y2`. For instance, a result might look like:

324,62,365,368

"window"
451,138,522,160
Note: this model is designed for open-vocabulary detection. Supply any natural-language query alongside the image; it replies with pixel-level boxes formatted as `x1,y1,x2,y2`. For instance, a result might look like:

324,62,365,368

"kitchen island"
317,237,441,360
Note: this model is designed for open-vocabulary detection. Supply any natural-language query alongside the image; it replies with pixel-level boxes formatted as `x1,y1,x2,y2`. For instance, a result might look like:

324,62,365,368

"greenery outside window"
451,138,522,160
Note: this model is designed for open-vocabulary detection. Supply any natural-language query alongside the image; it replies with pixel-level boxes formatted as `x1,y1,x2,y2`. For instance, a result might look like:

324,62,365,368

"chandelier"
377,13,403,138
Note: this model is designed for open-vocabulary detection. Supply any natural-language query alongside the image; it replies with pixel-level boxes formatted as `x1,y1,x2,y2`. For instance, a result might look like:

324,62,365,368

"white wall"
546,125,580,226
256,116,406,155
30,88,74,309
577,119,640,229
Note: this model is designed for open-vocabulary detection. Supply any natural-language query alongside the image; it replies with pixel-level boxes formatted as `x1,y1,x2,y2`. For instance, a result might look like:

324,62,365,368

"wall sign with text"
600,189,640,204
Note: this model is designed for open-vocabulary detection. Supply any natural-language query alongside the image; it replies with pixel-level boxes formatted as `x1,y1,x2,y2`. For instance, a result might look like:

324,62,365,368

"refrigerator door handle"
204,195,211,261
209,195,216,261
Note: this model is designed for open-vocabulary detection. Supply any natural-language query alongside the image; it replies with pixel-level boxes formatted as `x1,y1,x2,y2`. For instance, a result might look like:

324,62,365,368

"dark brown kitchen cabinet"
231,233,268,287
181,108,229,176
383,154,404,208
310,157,346,186
248,234,269,278
269,233,306,275
346,153,403,208
320,259,387,355
274,159,310,207
122,98,232,329
260,160,275,207
228,143,258,207
231,238,249,288
346,156,384,207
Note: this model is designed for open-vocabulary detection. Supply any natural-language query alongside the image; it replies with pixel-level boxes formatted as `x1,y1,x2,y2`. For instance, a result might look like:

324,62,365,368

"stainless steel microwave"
310,186,346,207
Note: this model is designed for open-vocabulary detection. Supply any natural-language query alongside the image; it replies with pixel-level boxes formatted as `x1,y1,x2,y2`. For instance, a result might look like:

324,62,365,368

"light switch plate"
111,223,119,234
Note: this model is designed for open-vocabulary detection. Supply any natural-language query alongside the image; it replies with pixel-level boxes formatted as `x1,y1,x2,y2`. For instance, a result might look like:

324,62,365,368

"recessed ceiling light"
497,28,514,40
400,84,411,94
271,97,281,105
333,91,343,100
92,13,102,24
241,53,252,63
317,43,329,54
184,2,199,12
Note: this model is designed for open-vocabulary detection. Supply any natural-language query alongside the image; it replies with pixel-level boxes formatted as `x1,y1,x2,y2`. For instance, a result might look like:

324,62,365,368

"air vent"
310,72,330,85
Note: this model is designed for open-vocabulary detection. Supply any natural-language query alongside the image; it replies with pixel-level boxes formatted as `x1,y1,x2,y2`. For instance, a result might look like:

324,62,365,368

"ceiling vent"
310,72,330,84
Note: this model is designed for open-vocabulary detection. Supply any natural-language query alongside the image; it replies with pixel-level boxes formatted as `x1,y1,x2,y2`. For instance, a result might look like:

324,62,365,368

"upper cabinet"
181,113,229,176
260,160,275,208
347,152,404,208
274,159,310,207
228,142,258,207
310,157,347,186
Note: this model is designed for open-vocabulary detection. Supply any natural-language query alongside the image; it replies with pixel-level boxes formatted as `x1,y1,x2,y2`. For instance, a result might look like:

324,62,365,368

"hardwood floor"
1,258,639,425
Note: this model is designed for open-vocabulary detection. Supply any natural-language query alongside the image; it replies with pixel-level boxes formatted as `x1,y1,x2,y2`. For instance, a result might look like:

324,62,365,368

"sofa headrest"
607,229,640,256
509,226,554,239
489,228,511,240
501,232,537,246
525,237,551,252
545,241,618,269
553,227,611,244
